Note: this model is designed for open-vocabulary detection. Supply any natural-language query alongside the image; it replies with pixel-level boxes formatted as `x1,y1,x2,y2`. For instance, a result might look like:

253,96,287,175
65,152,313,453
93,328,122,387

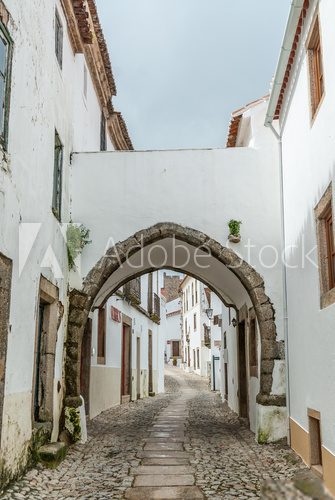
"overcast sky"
96,0,291,150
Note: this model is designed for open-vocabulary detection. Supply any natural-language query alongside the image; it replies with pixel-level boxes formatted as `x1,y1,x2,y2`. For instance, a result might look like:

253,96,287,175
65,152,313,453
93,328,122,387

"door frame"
121,319,132,403
237,318,249,419
136,336,141,399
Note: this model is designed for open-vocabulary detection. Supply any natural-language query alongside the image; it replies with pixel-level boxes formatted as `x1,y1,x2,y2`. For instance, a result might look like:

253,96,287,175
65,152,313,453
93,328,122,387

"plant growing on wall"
228,219,242,243
67,223,91,270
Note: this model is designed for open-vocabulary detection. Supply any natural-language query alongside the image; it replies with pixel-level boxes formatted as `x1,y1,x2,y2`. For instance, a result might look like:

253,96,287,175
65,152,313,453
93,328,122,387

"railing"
150,292,161,323
204,325,211,348
124,277,141,305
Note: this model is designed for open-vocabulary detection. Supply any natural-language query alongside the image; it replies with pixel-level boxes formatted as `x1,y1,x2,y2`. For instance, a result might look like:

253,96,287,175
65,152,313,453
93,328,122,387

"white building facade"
0,0,132,484
88,272,165,419
165,298,182,365
265,0,335,494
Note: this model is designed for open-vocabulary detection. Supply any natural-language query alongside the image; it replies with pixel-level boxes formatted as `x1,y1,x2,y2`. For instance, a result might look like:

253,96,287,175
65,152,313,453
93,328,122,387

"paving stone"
125,486,204,500
134,474,195,487
131,465,193,475
149,432,185,438
144,442,183,451
137,451,191,459
125,486,204,499
142,458,190,466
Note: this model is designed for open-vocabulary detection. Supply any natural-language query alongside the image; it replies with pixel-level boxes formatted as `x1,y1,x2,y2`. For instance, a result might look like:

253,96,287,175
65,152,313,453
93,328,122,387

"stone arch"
65,222,285,412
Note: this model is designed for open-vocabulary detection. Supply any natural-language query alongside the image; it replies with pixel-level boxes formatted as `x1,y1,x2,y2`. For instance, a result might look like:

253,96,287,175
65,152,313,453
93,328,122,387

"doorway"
34,302,46,422
172,341,180,357
223,332,228,401
0,253,12,438
213,356,221,391
136,337,141,399
80,319,92,415
121,323,131,403
238,320,248,419
148,330,154,396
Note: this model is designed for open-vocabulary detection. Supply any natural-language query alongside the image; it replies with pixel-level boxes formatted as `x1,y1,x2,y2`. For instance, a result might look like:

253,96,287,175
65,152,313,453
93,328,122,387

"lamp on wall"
231,318,237,328
206,308,214,321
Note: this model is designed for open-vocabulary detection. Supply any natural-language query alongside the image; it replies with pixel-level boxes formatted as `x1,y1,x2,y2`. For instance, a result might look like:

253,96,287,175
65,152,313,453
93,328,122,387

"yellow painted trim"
290,418,310,466
322,446,335,498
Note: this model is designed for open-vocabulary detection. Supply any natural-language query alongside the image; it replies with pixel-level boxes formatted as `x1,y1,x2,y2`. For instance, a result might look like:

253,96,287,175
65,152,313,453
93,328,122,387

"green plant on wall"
67,223,91,270
228,219,242,237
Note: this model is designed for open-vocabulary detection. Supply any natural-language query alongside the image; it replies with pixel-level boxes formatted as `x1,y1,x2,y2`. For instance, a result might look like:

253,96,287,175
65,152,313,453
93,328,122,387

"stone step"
137,451,191,459
145,437,188,443
141,458,190,466
149,432,185,438
134,474,195,487
125,486,204,499
37,442,67,468
131,465,193,475
144,442,183,451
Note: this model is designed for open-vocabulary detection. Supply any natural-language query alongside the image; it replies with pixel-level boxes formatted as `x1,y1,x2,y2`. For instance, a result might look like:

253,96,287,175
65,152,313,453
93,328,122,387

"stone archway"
65,223,285,433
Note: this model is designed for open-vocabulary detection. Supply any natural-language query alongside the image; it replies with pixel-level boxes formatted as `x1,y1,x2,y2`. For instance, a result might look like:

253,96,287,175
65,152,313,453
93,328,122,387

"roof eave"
265,0,305,127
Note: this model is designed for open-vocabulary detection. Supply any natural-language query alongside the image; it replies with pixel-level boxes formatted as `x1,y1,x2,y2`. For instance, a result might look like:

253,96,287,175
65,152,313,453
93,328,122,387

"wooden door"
224,332,228,400
148,331,153,395
80,319,92,415
136,337,141,399
121,324,131,401
34,303,46,422
238,320,248,419
172,341,179,357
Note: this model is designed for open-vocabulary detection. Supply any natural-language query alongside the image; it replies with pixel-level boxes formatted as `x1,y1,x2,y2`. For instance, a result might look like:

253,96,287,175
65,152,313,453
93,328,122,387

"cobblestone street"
0,367,329,499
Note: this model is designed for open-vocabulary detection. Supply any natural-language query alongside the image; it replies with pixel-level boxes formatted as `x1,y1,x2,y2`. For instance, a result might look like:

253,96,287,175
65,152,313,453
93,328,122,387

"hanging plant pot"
228,234,241,243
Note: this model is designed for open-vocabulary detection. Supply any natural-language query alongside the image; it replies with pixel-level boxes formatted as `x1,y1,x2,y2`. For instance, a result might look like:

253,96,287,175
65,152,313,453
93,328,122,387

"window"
185,319,187,335
55,10,63,69
52,131,63,221
196,348,200,369
97,307,106,364
193,313,197,331
195,283,198,304
0,21,12,149
249,314,258,378
100,112,106,151
307,16,324,118
315,185,335,308
193,349,196,368
191,283,194,307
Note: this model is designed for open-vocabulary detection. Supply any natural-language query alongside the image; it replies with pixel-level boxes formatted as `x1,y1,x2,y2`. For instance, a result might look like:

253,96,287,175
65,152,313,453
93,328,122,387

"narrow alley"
0,367,325,500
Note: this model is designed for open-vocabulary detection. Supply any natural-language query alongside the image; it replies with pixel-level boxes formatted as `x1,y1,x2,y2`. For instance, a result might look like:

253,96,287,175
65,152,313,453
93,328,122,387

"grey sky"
96,0,291,150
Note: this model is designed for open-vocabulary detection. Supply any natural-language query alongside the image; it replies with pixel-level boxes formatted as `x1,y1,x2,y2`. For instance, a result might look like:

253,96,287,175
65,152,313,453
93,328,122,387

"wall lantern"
231,318,237,328
206,308,214,320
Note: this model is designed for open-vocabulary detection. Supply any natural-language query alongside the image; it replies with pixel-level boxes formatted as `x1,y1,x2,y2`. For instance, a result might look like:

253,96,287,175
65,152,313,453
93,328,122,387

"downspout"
267,122,291,446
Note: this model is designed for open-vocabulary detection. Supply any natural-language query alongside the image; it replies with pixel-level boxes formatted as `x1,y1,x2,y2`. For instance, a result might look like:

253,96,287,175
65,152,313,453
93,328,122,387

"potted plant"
228,219,242,243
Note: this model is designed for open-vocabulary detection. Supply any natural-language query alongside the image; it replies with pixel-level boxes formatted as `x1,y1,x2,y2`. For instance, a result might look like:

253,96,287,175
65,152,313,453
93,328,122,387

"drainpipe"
267,122,291,445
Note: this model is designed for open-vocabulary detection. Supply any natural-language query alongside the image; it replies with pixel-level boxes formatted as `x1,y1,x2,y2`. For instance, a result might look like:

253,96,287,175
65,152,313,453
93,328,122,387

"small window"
193,349,196,368
315,185,335,308
196,348,200,369
55,10,63,69
97,307,106,365
193,313,197,331
307,16,324,118
249,315,258,378
191,283,194,307
0,21,13,149
100,112,106,151
195,284,198,304
52,131,63,221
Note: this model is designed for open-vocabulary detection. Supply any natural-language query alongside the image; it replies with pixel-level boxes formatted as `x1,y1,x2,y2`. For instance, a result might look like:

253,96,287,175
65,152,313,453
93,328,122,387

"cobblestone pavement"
0,367,330,499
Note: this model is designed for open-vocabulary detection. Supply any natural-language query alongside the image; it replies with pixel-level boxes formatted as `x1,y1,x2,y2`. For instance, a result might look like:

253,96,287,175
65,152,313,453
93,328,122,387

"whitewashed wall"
0,0,113,477
279,0,335,459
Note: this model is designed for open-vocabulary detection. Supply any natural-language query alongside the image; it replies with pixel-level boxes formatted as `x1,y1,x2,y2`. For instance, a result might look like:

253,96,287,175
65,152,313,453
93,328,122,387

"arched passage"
65,223,286,441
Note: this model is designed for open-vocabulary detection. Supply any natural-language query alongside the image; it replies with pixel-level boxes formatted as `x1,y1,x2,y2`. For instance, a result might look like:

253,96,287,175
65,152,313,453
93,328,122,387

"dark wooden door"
80,318,92,416
172,341,179,357
224,332,228,400
238,320,248,419
34,303,46,422
148,331,153,395
121,324,131,398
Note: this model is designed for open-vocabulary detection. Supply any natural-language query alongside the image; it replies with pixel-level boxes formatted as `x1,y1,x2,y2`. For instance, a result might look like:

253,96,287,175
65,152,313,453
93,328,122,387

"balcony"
150,292,161,323
124,278,141,305
204,325,211,348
